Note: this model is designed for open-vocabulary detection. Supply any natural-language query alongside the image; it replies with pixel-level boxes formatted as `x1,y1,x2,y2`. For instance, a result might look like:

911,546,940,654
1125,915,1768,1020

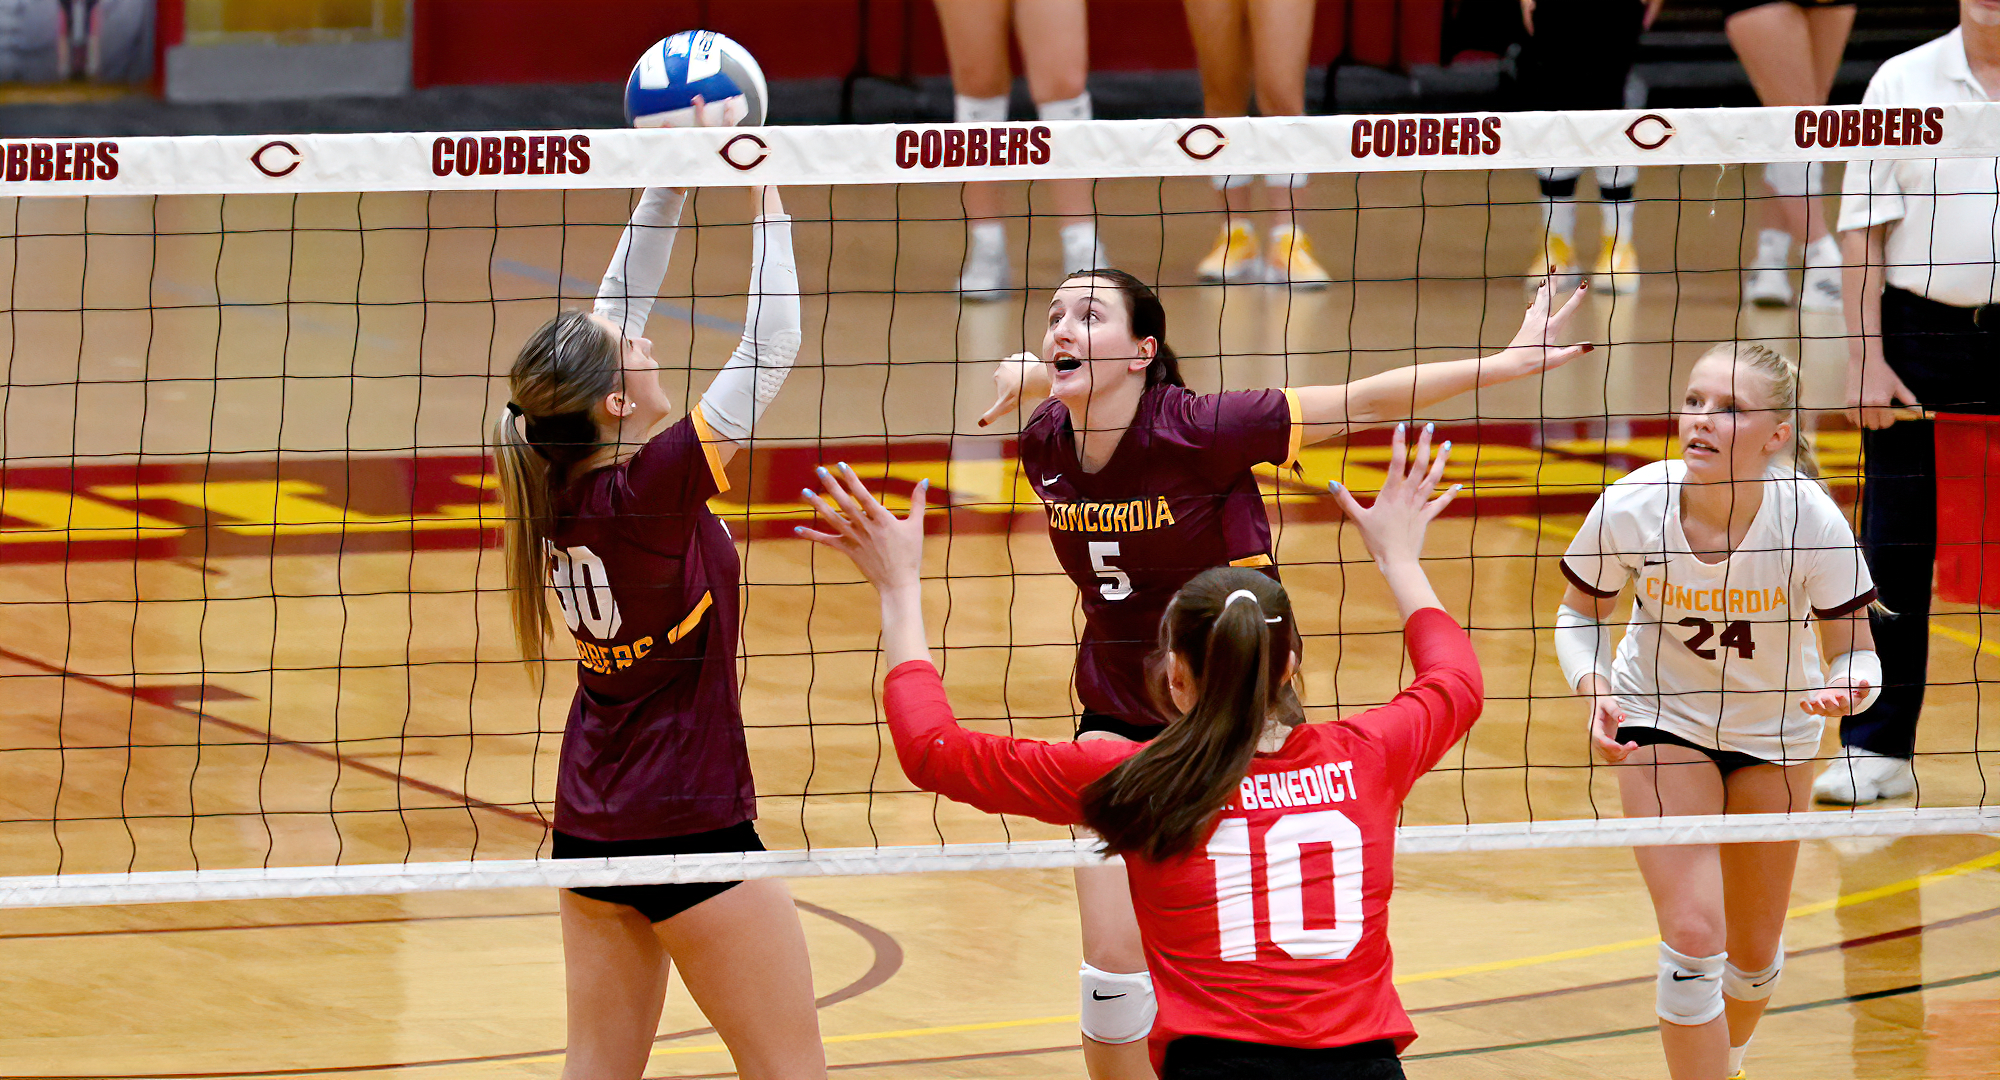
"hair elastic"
1222,588,1283,624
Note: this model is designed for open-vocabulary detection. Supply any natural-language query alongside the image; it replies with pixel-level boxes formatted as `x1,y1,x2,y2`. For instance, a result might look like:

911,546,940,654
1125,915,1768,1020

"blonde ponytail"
1703,341,1822,481
495,310,623,676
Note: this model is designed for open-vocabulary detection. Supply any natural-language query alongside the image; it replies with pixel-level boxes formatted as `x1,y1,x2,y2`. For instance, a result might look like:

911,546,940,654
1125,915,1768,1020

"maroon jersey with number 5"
546,407,756,842
1020,383,1301,727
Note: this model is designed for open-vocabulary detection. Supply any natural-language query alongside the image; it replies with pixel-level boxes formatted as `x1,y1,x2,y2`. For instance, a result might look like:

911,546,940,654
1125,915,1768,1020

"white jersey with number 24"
1561,460,1877,764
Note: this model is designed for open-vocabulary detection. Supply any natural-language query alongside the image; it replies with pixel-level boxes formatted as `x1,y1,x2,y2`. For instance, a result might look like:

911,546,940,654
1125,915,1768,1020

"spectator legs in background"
938,0,1101,302
1727,1,1854,312
1529,167,1639,296
1185,0,1327,286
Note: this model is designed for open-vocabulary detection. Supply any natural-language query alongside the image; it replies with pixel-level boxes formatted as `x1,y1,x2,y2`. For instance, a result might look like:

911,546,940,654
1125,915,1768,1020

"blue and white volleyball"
625,31,768,128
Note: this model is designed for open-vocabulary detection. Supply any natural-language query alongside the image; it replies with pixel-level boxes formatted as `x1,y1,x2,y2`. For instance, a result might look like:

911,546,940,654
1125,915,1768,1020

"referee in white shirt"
1833,0,2000,805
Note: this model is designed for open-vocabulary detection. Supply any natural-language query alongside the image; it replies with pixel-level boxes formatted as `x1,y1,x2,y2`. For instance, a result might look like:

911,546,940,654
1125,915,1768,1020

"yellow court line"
637,848,2000,1060
1398,847,2000,984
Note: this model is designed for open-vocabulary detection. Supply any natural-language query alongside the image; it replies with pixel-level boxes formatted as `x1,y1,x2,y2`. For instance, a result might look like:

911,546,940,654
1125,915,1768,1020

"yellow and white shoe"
1528,231,1581,293
1593,237,1640,295
1198,221,1262,283
1265,225,1331,288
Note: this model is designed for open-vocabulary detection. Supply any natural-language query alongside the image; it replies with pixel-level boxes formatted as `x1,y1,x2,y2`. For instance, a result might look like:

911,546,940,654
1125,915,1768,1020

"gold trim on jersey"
666,591,714,645
1230,553,1274,568
688,406,731,494
1044,496,1177,533
1280,387,1303,470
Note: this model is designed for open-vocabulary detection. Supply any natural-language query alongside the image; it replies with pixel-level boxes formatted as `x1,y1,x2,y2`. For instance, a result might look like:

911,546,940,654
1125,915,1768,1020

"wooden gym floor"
1,170,1995,1077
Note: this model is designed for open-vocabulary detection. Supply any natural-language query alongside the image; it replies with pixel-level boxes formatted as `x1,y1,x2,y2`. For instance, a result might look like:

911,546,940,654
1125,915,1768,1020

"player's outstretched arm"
594,186,687,343
1291,278,1593,445
696,186,798,467
1325,422,1458,621
797,462,932,669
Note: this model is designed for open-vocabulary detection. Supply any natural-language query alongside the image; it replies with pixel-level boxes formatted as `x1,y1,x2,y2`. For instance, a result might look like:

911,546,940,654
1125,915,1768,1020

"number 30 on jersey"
546,542,622,638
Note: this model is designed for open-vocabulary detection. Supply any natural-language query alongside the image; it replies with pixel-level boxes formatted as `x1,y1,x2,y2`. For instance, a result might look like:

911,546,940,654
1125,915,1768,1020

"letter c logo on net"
1177,123,1228,161
720,132,769,171
251,140,301,178
1624,114,1676,151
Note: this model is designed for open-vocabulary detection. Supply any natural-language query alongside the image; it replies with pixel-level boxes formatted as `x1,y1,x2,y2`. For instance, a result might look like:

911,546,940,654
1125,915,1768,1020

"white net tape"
3,808,1993,909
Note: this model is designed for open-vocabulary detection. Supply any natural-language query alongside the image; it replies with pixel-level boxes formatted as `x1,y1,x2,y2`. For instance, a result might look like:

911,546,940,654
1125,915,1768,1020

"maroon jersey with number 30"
1020,383,1301,726
547,408,755,842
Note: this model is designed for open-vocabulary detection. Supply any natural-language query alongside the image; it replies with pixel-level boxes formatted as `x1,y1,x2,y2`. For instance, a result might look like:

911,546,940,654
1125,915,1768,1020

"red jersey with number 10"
1020,383,1301,727
882,609,1482,1057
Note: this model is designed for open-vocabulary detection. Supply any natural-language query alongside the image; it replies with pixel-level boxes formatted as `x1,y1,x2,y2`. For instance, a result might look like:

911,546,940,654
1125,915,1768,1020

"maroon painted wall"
410,0,1441,88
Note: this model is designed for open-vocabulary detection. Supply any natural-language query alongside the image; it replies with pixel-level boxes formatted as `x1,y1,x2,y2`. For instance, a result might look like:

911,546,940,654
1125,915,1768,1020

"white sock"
1757,228,1793,267
1607,200,1637,247
1060,221,1101,271
969,220,1006,256
1543,196,1577,245
1805,234,1841,270
1727,1037,1752,1076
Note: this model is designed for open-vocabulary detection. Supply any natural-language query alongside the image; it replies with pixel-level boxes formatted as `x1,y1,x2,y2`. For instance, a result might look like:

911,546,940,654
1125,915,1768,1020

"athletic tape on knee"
1724,945,1784,1002
1079,963,1156,1044
1656,943,1727,1026
954,94,1008,125
1037,92,1092,122
1763,161,1812,198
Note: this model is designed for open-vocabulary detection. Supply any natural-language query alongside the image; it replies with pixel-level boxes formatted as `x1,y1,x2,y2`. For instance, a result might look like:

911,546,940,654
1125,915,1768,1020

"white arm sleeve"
594,187,686,342
1555,604,1615,692
698,213,800,444
1824,650,1883,714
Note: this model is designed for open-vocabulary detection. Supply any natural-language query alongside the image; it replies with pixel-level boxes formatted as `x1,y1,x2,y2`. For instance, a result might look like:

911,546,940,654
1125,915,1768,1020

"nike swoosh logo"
1671,972,1709,981
1751,971,1780,986
1043,475,1062,485
1091,991,1126,1000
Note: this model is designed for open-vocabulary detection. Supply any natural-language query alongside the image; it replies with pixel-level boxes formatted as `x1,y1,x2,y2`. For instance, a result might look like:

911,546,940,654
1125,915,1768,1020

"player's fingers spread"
1425,483,1463,521
1327,479,1364,519
1387,422,1408,485
1421,435,1450,491
827,462,877,520
1551,278,1590,325
1410,423,1435,484
905,478,930,524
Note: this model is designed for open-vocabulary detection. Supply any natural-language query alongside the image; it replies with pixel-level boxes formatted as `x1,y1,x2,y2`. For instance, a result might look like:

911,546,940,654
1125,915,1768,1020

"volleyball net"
2,106,1997,908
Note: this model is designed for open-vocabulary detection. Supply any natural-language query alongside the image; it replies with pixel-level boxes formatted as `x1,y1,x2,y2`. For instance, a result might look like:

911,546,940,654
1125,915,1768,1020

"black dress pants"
1849,287,2000,756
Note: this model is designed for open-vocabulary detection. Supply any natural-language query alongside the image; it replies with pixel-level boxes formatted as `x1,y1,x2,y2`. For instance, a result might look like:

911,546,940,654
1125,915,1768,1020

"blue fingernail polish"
1442,441,1452,452
1424,423,1434,435
793,526,804,534
816,466,829,477
1329,480,1342,491
801,489,813,498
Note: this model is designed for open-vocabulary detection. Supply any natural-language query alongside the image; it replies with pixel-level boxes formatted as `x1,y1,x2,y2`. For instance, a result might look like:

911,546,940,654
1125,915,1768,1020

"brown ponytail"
1057,267,1185,389
494,309,622,673
1080,567,1299,861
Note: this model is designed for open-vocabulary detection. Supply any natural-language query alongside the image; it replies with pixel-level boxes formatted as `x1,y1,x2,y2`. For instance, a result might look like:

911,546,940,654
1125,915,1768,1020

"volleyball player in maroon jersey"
974,267,1587,1077
798,425,1481,1079
493,183,824,1079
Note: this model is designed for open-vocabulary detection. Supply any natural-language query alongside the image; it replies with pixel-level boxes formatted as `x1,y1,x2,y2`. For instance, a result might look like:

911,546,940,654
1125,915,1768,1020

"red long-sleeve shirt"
882,607,1483,1059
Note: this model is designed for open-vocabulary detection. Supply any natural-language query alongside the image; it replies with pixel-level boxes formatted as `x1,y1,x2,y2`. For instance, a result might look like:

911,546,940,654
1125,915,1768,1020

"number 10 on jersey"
1207,809,1364,961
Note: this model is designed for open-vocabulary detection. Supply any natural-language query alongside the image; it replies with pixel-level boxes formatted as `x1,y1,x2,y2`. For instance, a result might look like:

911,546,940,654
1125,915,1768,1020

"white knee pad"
955,94,1008,125
1079,963,1156,1044
1763,160,1811,198
1656,943,1727,1026
1037,92,1092,122
1724,944,1785,1002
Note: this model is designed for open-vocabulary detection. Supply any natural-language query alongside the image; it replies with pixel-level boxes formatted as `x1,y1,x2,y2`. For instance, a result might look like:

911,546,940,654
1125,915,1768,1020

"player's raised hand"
1327,422,1460,567
1495,276,1594,379
977,352,1049,428
1801,678,1870,718
1578,674,1637,761
796,463,928,595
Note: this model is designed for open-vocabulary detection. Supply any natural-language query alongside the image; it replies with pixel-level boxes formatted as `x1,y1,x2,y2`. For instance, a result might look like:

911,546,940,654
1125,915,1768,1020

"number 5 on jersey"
547,542,622,638
1089,541,1132,600
1207,810,1364,961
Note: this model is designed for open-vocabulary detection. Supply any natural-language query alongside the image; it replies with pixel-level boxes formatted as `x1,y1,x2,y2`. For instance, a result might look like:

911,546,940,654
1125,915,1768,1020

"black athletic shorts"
1617,726,1774,777
552,820,764,923
1162,1036,1404,1080
1722,0,1856,19
1076,711,1165,743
